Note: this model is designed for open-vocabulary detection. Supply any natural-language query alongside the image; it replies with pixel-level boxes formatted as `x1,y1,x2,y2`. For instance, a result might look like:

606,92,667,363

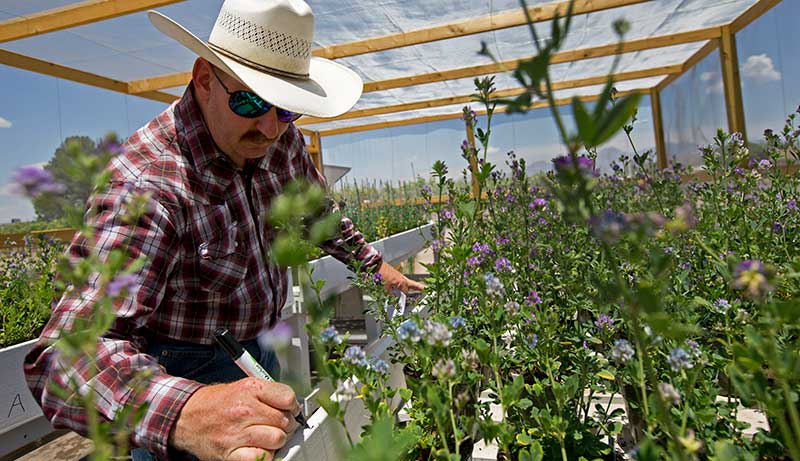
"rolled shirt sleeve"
299,142,383,273
24,179,202,458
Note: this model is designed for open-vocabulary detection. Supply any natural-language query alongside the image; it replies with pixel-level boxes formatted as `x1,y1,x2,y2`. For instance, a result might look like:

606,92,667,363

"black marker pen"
213,327,310,429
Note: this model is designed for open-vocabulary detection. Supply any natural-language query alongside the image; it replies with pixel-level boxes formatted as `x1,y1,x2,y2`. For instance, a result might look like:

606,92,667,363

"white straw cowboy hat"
148,0,362,118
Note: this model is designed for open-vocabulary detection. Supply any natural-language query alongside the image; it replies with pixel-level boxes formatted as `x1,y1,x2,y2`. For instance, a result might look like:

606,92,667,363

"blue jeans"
131,337,280,461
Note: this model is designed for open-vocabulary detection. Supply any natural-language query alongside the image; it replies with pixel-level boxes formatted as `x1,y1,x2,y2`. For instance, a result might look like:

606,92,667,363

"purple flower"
373,272,384,283
494,257,512,273
667,347,693,372
733,260,775,299
658,382,681,406
432,358,456,381
552,154,594,178
495,235,510,245
713,298,730,314
611,339,634,363
757,159,772,170
525,290,542,306
261,321,292,350
439,208,455,221
12,166,65,198
420,185,432,197
533,197,547,208
685,339,701,357
788,199,797,211
589,210,628,244
527,334,538,349
773,221,784,233
594,314,615,331
430,239,444,252
467,256,482,268
107,273,139,297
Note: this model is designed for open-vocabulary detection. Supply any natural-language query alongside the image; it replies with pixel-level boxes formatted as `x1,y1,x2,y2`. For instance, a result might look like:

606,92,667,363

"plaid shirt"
24,86,382,458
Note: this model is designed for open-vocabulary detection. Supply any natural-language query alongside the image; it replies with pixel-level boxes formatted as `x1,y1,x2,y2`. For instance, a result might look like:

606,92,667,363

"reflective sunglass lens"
229,91,270,118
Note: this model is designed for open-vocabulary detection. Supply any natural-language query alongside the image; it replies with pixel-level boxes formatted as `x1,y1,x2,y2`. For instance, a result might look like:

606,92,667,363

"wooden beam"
650,88,667,169
362,26,721,93
309,131,323,171
0,0,184,43
312,0,651,59
731,0,782,33
719,25,747,141
298,64,681,126
131,25,720,95
0,49,176,104
128,71,192,94
317,89,641,137
655,39,719,91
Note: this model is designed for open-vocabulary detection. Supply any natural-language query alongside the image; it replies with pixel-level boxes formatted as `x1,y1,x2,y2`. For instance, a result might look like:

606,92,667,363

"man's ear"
192,58,212,100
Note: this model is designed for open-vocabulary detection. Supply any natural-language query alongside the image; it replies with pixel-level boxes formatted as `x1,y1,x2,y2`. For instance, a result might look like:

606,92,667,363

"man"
24,1,424,460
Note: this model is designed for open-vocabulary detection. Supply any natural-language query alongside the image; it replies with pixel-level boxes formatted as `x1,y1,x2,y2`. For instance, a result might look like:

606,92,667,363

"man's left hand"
377,261,425,294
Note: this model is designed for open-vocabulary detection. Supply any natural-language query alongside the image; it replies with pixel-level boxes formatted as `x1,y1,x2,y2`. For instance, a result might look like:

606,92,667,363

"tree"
32,136,115,221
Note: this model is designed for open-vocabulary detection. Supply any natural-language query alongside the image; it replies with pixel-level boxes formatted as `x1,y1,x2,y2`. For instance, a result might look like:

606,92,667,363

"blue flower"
611,339,634,363
320,326,343,345
369,358,390,375
484,273,505,297
397,319,422,342
667,347,693,372
527,334,538,349
423,320,452,346
449,316,466,329
344,346,368,367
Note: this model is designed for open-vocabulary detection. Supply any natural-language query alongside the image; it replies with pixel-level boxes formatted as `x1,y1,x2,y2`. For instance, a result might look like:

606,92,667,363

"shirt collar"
175,84,290,175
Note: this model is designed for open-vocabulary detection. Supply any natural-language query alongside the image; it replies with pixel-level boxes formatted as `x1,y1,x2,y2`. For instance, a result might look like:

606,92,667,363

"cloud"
741,54,782,83
0,116,11,128
698,71,724,94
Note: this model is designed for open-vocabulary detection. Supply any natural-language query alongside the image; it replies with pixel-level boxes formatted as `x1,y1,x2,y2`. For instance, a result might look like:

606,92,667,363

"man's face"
194,59,291,168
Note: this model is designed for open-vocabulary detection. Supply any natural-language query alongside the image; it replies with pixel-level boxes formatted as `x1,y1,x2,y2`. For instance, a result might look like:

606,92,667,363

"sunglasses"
211,68,302,123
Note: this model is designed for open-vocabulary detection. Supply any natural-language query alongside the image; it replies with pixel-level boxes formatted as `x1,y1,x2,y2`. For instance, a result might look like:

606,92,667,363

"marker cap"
213,327,244,360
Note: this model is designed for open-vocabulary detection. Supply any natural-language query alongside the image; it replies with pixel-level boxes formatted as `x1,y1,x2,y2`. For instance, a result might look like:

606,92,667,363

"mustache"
241,131,270,144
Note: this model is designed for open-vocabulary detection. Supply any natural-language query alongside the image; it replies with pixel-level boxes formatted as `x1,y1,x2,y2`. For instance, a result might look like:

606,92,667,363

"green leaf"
596,369,616,381
593,93,641,146
572,97,595,145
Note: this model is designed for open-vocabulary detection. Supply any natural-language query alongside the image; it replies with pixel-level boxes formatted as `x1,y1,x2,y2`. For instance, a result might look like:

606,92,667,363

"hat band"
208,42,310,79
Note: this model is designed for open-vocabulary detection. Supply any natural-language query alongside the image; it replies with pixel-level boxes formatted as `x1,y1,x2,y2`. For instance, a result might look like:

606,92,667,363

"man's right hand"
170,377,300,461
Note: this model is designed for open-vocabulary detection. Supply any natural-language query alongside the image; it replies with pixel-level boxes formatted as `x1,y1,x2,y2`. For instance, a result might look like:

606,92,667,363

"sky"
0,0,798,223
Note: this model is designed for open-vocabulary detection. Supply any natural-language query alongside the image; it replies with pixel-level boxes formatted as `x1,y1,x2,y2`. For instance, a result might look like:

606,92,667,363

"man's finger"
243,378,298,413
406,279,426,292
238,425,288,451
228,446,273,461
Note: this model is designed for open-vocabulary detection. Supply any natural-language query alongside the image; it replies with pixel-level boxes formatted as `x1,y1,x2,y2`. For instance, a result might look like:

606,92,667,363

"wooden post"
464,116,480,199
650,88,667,169
720,25,747,143
308,131,323,172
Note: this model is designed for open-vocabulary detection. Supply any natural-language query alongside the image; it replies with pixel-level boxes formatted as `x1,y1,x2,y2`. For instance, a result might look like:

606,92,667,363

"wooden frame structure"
0,0,784,167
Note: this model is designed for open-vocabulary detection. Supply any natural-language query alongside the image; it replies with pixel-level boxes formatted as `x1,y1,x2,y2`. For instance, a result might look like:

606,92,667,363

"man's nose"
255,107,284,139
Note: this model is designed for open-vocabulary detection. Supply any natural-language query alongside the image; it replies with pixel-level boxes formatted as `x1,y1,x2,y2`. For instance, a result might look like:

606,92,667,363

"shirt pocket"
194,207,248,292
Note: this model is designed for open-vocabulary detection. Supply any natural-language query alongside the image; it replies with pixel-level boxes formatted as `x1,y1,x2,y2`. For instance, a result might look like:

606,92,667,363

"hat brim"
148,11,362,118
